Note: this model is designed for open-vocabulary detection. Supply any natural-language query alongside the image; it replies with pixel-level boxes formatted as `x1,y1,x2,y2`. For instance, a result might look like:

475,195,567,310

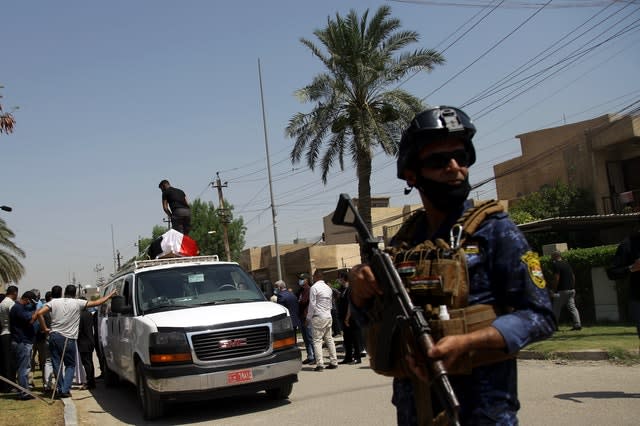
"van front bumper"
142,347,301,397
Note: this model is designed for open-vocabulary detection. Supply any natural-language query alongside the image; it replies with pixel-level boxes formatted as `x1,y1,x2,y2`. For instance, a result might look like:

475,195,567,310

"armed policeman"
348,106,555,425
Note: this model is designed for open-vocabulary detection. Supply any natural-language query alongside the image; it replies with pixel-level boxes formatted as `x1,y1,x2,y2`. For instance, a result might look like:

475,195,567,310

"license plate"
227,369,253,384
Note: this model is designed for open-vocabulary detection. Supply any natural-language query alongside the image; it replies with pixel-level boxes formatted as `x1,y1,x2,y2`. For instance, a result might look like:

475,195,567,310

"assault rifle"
332,193,460,426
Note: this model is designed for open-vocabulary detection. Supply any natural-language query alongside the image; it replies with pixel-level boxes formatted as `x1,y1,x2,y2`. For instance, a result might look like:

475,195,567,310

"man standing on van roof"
35,285,116,398
159,179,192,235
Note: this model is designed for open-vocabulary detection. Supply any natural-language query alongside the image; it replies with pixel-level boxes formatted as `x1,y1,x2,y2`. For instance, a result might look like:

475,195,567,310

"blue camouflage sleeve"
480,215,555,354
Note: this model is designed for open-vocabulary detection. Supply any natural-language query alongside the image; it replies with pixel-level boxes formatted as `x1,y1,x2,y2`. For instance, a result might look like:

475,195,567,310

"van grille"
190,326,270,361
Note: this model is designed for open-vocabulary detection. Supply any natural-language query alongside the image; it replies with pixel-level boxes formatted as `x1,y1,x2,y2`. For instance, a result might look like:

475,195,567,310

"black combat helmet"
397,106,476,179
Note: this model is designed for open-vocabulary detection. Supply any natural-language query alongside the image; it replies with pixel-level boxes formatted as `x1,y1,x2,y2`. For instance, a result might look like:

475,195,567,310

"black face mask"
414,174,471,211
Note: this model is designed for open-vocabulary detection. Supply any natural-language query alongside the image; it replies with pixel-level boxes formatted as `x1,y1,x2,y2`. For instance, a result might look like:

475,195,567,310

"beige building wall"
323,203,422,245
494,113,640,214
241,242,361,291
241,198,419,288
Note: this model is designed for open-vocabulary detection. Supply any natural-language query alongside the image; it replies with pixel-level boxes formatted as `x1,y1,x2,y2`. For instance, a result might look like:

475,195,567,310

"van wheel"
136,363,164,420
265,382,293,400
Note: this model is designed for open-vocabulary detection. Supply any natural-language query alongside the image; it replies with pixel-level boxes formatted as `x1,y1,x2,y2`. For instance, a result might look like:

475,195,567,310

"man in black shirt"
158,179,191,235
607,232,640,345
550,251,582,330
77,302,96,390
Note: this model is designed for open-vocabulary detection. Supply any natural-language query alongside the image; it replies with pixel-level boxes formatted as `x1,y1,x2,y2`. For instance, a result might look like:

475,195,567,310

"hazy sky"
2,0,639,296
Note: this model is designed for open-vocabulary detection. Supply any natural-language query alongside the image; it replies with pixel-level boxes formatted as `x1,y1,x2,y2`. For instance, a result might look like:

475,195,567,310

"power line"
395,0,503,89
472,18,640,119
420,0,554,101
389,1,635,9
461,0,625,107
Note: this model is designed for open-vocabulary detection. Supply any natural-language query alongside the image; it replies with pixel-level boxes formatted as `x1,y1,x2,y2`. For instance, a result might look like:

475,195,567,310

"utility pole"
212,172,231,261
111,224,117,273
94,264,104,286
258,58,282,281
135,235,142,256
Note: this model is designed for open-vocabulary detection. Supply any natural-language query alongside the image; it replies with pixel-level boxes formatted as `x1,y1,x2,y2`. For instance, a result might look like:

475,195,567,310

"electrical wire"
461,0,624,107
395,0,503,89
420,0,554,101
472,19,640,119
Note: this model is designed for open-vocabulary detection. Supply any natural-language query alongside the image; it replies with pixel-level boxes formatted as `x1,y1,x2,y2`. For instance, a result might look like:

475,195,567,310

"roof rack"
133,255,221,271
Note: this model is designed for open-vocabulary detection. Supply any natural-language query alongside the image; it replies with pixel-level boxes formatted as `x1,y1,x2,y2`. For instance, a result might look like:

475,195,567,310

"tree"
0,217,25,285
286,6,444,232
0,86,17,135
509,182,597,251
189,199,246,260
509,182,595,223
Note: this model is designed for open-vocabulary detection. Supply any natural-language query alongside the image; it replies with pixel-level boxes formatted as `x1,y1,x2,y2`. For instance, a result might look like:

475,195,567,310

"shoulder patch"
521,251,546,289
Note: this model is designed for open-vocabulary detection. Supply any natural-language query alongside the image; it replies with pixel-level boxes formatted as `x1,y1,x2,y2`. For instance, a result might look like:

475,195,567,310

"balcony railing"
601,189,640,214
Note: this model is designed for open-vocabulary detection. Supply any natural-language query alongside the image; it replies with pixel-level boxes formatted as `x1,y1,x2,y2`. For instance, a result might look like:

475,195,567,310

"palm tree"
0,217,26,285
286,5,444,232
0,86,17,135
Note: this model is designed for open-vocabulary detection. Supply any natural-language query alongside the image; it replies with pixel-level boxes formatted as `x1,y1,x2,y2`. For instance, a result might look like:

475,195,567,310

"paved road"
72,358,639,425
73,359,395,426
518,359,640,425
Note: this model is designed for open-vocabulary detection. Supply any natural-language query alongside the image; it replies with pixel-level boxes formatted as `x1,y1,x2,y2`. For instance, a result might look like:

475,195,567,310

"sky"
2,0,639,296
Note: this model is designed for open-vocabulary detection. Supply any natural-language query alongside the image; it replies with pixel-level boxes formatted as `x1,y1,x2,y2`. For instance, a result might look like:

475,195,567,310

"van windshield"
136,264,266,314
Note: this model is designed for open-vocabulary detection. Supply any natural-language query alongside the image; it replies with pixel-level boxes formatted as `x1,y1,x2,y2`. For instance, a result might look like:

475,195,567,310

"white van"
97,255,301,420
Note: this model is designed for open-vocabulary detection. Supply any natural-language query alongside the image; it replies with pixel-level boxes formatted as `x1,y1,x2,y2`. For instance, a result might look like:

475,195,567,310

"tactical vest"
367,200,514,377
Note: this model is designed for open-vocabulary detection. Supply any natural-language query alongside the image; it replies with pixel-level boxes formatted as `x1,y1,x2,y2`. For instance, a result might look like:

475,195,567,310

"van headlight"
149,331,192,365
272,316,296,350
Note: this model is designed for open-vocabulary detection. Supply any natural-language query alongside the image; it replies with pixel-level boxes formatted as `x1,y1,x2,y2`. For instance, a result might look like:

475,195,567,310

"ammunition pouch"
429,304,517,375
392,239,469,310
366,303,516,378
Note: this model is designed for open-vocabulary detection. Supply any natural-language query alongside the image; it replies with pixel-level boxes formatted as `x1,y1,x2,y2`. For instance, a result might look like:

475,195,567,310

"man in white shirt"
36,284,116,398
306,270,338,371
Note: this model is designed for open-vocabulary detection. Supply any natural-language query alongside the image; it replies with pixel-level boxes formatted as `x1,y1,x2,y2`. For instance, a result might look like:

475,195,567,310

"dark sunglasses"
420,149,470,169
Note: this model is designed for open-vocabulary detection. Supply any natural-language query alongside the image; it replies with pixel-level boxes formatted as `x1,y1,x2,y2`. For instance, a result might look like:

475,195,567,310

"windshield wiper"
212,299,255,305
198,299,256,306
144,304,192,314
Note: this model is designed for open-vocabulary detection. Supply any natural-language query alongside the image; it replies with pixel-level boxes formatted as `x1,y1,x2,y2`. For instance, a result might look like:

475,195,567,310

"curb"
62,396,78,426
519,350,609,361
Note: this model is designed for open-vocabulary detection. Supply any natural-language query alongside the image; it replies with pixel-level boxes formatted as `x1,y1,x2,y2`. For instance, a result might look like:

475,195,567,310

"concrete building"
323,196,422,246
494,112,640,215
239,196,421,292
239,241,361,294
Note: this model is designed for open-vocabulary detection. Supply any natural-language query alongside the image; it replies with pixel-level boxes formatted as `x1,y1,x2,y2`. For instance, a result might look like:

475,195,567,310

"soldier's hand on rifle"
349,264,383,308
405,353,429,382
429,326,507,371
428,334,471,370
405,334,470,381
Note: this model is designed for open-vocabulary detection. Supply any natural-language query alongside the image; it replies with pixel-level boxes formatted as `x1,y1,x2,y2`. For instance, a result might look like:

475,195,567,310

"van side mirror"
111,295,133,315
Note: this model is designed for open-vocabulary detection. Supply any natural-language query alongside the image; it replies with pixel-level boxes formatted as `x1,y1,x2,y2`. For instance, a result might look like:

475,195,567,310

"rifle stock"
332,193,460,426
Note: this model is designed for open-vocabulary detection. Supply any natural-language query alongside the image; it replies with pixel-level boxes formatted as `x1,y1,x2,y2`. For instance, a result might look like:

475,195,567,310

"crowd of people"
0,283,114,400
271,270,367,371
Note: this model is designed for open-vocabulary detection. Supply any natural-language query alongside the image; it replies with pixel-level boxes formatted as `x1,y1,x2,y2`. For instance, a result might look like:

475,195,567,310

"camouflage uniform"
391,200,555,425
